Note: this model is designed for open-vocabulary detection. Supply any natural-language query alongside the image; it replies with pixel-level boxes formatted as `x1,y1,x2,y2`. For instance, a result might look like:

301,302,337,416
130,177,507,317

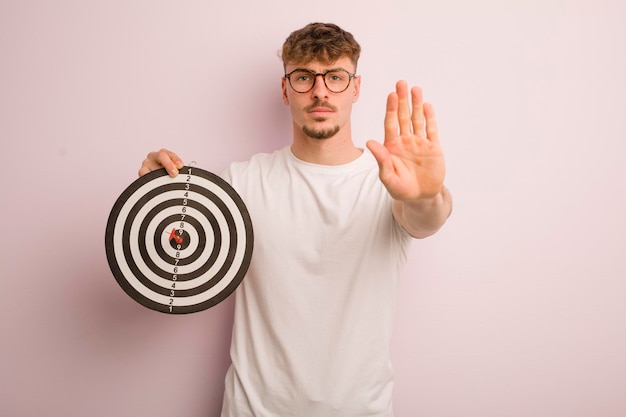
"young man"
140,22,452,417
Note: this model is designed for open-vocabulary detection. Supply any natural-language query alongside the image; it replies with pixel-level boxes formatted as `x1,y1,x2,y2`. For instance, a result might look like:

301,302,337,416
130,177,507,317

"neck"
290,126,362,165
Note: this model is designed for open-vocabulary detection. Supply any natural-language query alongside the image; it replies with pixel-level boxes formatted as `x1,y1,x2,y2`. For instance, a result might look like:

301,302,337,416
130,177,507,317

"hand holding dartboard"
105,166,253,314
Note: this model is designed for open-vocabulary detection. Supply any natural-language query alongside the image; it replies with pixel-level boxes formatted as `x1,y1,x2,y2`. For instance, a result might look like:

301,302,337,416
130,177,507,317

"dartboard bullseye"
105,166,253,314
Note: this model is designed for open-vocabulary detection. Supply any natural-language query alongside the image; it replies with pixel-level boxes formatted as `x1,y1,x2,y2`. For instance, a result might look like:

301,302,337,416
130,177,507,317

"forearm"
392,185,453,238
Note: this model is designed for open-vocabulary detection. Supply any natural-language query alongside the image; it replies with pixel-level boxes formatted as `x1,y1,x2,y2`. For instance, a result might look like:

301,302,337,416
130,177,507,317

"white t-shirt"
220,146,411,417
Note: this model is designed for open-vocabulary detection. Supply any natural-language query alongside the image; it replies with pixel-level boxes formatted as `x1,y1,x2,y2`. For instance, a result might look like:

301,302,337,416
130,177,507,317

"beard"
302,123,340,140
302,100,340,139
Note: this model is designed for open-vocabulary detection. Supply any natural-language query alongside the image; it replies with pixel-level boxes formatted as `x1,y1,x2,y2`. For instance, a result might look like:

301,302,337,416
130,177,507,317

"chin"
303,125,340,140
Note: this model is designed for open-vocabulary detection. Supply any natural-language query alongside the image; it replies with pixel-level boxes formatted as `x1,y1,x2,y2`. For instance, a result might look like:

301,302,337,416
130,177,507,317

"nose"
310,73,330,98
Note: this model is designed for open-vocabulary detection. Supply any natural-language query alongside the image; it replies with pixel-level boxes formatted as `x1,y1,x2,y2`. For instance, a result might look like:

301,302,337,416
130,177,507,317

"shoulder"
221,147,290,184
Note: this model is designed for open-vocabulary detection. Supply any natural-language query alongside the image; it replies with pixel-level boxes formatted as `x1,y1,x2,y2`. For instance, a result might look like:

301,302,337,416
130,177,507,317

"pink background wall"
2,1,625,416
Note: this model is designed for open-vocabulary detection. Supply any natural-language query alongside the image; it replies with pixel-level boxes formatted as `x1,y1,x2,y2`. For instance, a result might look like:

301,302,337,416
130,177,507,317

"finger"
138,164,151,177
366,140,394,181
383,91,399,145
423,102,440,143
411,86,425,138
138,155,163,177
396,80,412,136
157,149,185,177
158,150,184,177
138,149,184,177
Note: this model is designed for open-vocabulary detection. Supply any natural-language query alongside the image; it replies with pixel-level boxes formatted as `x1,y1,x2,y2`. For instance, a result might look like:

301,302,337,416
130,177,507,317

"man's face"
282,56,361,140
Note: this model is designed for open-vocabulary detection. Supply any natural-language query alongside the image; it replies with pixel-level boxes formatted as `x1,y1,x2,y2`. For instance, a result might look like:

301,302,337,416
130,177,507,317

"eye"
327,71,346,82
291,71,313,82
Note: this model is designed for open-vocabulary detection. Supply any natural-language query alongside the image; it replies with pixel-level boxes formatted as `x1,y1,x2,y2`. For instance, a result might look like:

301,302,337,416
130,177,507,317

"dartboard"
105,166,253,314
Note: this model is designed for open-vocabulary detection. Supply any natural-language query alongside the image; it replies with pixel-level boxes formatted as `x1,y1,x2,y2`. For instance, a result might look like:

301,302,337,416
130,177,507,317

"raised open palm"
366,81,445,202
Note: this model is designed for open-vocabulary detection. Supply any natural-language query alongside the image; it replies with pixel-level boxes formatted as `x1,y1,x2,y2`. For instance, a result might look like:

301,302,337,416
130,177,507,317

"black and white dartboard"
105,166,253,314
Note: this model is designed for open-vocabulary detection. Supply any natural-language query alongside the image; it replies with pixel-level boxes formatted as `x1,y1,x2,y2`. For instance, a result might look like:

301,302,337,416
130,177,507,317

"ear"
352,75,361,103
281,77,289,105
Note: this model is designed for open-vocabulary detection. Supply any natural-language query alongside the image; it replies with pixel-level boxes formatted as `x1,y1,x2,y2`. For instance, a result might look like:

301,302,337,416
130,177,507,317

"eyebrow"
292,67,354,74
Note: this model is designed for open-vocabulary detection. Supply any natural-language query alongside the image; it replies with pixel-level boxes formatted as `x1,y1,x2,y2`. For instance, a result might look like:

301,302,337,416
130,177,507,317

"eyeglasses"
284,69,356,93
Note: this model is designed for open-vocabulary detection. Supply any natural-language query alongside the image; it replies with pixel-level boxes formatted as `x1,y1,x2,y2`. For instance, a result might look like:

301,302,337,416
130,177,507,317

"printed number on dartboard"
168,167,194,313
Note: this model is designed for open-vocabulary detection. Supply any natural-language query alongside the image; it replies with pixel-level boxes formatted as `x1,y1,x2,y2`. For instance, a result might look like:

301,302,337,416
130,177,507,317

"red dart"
168,228,183,245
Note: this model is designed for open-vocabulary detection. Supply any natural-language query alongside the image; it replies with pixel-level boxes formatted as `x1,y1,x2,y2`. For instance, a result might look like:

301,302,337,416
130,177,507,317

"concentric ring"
105,166,253,314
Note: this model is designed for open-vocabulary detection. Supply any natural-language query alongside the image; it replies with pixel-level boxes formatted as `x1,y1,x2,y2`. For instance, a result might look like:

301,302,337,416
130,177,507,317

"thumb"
366,140,393,177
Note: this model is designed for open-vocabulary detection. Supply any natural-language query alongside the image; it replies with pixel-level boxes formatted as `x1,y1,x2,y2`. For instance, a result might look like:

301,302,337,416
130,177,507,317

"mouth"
308,108,333,117
306,102,336,117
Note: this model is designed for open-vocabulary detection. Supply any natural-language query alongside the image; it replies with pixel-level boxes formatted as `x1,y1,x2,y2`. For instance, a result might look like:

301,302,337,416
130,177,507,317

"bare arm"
391,185,452,238
366,81,452,238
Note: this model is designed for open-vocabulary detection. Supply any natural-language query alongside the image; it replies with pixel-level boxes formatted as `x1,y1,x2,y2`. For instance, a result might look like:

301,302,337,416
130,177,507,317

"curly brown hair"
281,22,361,71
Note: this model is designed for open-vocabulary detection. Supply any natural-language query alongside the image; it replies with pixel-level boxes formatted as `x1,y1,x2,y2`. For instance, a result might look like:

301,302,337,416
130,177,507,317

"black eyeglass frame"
284,68,357,94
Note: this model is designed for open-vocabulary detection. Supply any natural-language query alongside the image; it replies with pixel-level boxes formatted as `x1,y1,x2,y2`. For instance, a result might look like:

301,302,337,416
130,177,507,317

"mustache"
304,101,337,112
